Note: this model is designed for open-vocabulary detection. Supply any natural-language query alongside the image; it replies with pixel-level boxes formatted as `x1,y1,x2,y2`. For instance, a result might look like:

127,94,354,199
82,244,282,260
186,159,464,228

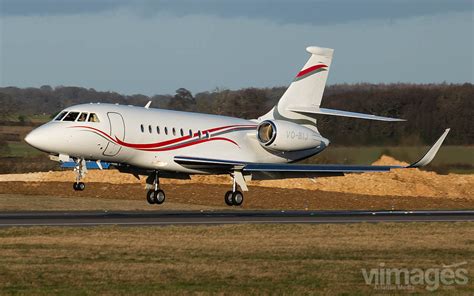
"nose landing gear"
73,182,86,191
146,171,166,205
73,158,87,191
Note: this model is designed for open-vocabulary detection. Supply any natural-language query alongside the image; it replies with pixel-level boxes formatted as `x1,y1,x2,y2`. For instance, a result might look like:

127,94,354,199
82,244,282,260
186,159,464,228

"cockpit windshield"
88,113,99,122
54,111,68,121
53,110,100,122
63,112,80,122
77,112,88,122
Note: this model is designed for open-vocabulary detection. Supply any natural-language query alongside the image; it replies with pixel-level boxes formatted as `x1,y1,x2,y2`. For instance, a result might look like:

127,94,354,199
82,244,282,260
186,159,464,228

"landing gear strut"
73,158,87,191
146,171,166,205
224,173,244,206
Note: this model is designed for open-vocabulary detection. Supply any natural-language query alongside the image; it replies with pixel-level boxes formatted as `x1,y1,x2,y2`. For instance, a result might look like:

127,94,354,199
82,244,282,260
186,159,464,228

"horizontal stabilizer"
287,106,405,122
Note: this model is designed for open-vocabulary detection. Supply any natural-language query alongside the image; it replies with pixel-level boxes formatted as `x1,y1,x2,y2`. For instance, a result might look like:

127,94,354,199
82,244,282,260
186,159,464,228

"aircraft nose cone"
24,129,41,149
24,126,52,152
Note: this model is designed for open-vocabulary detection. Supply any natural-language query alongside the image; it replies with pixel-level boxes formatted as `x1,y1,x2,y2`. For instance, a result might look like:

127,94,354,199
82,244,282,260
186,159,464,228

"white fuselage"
25,103,328,174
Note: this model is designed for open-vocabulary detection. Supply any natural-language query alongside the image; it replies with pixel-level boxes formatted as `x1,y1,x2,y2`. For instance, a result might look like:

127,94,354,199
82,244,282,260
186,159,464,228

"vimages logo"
361,262,469,291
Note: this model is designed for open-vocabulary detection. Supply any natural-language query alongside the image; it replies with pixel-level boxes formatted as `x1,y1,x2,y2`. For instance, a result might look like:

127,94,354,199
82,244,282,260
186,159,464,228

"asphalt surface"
0,210,473,227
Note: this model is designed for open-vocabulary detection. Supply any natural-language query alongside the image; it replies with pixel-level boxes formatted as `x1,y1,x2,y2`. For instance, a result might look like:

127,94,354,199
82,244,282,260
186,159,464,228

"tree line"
1,83,472,145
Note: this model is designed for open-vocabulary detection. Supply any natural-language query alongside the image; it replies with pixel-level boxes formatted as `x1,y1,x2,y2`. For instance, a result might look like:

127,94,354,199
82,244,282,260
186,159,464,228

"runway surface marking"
0,210,473,227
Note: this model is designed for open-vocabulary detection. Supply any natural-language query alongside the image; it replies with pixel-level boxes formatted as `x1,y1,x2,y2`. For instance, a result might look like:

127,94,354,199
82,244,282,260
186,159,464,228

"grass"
2,141,43,157
0,194,224,211
0,223,472,295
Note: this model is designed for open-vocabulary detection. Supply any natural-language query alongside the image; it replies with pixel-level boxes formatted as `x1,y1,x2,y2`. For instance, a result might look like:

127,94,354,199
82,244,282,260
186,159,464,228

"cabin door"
103,112,125,157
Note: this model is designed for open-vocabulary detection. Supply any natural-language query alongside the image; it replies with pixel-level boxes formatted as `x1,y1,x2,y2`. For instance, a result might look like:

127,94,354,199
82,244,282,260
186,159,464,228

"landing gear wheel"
231,191,244,206
77,182,85,191
154,190,166,205
73,182,85,191
146,190,156,204
224,191,234,206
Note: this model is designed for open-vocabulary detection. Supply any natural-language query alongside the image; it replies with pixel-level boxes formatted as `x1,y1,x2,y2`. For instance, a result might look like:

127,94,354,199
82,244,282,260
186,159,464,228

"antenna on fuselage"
144,101,152,109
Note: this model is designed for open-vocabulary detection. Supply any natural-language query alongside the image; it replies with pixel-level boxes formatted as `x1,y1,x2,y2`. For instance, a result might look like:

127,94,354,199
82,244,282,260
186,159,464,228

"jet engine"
256,120,327,151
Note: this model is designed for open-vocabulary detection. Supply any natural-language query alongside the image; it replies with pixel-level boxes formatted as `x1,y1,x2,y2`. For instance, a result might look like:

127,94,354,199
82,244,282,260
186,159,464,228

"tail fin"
260,46,334,130
284,46,333,108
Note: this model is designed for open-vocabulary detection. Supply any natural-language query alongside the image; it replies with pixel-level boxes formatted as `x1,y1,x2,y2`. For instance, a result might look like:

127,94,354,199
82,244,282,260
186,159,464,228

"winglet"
408,129,450,168
144,101,152,109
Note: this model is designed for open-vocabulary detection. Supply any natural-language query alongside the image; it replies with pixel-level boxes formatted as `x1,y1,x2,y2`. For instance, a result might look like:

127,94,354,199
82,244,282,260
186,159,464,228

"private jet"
25,46,450,206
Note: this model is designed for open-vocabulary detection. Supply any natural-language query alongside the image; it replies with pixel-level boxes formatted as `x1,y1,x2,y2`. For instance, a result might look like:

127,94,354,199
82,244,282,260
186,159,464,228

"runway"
0,210,473,227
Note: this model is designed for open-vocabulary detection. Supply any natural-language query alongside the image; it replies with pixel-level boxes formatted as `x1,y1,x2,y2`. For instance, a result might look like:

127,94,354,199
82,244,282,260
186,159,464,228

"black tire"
232,191,244,206
77,182,85,191
224,191,234,206
73,183,78,191
155,190,166,205
146,190,156,204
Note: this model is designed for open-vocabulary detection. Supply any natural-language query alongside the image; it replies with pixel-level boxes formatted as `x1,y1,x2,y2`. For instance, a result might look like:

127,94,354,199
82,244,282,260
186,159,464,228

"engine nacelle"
257,120,328,151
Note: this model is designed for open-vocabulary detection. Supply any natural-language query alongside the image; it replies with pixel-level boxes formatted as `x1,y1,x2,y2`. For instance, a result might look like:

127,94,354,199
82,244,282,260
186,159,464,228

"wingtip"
408,128,450,168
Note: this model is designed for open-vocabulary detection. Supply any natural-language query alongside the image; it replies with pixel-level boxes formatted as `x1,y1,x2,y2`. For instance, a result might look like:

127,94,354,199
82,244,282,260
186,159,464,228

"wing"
175,129,450,179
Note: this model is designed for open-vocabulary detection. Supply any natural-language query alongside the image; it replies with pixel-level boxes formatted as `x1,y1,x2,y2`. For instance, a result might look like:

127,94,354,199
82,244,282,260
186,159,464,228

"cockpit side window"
77,112,88,122
54,111,68,121
63,112,80,122
88,113,100,122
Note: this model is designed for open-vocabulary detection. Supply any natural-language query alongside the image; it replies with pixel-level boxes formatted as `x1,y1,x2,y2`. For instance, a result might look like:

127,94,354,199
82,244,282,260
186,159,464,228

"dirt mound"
371,155,409,166
1,156,472,199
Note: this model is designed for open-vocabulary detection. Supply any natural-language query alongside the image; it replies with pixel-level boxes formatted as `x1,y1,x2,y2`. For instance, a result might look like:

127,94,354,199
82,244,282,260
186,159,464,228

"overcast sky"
1,0,473,95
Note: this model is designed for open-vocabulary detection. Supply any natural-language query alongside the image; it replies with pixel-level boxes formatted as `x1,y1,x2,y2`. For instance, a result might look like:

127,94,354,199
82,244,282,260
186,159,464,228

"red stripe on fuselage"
296,64,327,78
141,137,239,151
70,124,253,150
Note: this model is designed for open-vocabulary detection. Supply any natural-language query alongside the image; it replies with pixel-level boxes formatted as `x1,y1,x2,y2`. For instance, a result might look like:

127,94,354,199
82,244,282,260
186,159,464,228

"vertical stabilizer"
260,46,334,130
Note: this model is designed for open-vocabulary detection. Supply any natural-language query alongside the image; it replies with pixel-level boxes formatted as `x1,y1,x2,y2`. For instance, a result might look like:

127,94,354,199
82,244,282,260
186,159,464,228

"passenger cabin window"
148,125,152,133
63,112,80,122
140,124,144,133
77,112,88,122
54,111,68,121
156,126,160,134
197,130,202,138
88,113,100,122
164,127,168,135
180,128,184,137
172,128,176,136
189,129,193,137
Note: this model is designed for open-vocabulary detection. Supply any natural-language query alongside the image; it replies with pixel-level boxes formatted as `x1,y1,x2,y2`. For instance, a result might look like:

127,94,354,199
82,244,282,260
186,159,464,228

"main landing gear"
146,171,166,205
73,158,87,191
224,173,244,206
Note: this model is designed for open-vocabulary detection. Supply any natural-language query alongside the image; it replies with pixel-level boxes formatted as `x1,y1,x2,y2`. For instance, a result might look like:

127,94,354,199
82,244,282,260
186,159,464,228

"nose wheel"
73,182,86,191
72,158,87,191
